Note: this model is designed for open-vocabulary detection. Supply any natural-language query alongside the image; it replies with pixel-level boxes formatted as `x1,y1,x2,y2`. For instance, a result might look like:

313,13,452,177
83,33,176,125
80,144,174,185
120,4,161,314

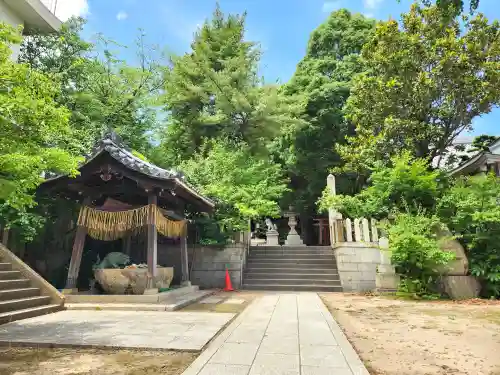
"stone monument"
284,207,305,246
265,218,279,246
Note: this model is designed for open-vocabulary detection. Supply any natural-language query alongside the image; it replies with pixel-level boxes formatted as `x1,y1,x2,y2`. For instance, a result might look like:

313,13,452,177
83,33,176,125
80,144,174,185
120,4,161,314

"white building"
450,137,500,177
0,0,61,60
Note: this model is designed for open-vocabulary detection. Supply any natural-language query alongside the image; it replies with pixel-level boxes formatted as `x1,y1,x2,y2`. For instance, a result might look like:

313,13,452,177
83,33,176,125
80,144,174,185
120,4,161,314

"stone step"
248,254,335,260
0,263,11,271
244,272,340,280
247,258,337,265
0,279,30,290
250,246,332,251
244,278,341,286
246,263,337,271
250,251,335,257
242,284,343,292
0,270,22,280
0,288,40,301
0,304,62,325
244,267,338,275
0,296,51,314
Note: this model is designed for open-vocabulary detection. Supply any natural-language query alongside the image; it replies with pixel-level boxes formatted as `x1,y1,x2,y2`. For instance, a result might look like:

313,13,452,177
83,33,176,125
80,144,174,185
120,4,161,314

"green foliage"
340,4,500,174
0,23,80,238
20,18,163,154
180,139,289,231
438,174,500,297
319,152,445,218
469,134,497,154
275,10,375,214
190,215,231,246
131,150,149,162
417,0,480,14
386,212,455,298
156,5,303,166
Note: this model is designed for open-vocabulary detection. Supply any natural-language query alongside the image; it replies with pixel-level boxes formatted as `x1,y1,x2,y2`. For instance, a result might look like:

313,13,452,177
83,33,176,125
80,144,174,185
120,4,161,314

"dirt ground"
0,348,196,375
321,293,500,375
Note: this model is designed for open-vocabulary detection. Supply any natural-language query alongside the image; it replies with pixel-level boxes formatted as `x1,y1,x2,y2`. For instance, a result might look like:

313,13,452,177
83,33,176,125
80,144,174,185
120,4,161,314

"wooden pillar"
180,224,190,286
123,234,132,256
147,194,158,288
65,197,91,290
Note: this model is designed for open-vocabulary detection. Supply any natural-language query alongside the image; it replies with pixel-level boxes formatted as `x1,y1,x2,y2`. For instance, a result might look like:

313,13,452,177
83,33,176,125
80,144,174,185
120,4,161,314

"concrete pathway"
0,310,234,351
183,293,369,375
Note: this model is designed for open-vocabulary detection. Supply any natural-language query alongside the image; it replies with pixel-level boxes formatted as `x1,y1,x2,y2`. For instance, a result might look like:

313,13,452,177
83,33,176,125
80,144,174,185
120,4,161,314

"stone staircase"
243,246,342,292
0,247,65,325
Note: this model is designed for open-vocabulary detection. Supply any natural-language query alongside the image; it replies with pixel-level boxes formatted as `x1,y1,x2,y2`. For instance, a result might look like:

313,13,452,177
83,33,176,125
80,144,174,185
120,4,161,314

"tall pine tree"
156,4,303,166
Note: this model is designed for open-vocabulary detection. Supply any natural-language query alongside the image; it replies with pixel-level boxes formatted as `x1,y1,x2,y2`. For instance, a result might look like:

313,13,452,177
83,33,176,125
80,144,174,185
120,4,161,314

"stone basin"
94,267,174,295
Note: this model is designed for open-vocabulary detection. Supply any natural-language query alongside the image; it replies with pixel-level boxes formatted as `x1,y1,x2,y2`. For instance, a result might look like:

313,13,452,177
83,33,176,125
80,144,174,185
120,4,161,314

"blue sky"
59,0,499,136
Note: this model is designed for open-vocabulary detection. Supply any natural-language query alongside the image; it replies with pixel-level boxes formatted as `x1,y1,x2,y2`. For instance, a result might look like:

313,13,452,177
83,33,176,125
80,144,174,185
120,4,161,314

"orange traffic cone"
224,267,234,292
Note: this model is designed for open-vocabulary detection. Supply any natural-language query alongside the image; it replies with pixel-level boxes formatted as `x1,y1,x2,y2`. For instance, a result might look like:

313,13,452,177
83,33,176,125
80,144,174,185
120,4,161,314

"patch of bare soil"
181,290,259,314
320,293,500,375
0,347,196,375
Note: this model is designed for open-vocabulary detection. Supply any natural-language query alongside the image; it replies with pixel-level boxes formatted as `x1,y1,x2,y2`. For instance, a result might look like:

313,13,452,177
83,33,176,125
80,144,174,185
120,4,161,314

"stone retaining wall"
333,243,382,292
189,243,246,289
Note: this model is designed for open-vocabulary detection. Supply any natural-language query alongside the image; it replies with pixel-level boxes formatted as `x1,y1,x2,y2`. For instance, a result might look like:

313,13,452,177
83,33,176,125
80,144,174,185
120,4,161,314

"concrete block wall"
190,243,246,289
333,243,382,292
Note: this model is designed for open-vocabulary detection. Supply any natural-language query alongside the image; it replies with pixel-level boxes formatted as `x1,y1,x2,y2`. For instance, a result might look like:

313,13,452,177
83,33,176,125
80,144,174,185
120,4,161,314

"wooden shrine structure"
39,133,214,290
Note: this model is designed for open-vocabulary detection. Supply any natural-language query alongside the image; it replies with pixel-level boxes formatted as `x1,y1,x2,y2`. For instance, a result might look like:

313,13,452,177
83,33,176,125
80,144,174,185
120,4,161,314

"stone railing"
335,217,380,244
325,174,398,292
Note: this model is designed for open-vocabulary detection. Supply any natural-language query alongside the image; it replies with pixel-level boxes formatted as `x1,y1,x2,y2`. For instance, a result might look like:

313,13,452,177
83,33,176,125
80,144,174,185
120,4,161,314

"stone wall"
189,243,246,289
333,243,382,292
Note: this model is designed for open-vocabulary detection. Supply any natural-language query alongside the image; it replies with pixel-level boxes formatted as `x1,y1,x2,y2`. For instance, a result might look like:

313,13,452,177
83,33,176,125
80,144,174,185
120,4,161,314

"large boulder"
439,276,481,300
436,228,468,276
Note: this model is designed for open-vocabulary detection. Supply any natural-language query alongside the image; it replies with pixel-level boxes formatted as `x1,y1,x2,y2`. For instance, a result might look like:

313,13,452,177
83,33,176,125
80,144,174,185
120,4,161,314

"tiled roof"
44,132,214,208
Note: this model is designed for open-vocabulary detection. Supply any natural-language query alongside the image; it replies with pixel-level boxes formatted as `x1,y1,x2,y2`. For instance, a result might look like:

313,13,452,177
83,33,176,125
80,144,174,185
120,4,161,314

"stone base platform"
67,290,213,312
65,285,198,303
0,309,235,351
64,286,212,311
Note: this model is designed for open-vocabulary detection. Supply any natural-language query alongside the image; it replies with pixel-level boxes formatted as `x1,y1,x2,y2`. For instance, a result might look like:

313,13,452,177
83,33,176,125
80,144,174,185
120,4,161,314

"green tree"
0,23,80,238
339,4,500,174
410,0,480,14
276,10,375,214
180,139,289,232
156,5,303,166
319,152,446,218
19,18,163,154
469,134,497,153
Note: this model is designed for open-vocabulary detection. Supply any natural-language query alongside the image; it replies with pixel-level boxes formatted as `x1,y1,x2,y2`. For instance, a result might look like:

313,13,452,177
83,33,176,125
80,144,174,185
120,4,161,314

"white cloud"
322,1,342,13
363,0,384,10
364,12,374,18
53,0,90,21
116,11,128,21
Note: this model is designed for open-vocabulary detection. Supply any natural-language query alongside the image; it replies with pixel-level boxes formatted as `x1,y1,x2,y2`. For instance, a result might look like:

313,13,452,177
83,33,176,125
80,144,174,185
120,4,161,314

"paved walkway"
0,310,234,351
183,293,369,375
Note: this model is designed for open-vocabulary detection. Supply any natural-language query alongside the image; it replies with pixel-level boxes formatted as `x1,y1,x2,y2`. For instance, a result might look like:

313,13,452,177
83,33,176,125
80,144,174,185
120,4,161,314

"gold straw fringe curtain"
77,204,186,241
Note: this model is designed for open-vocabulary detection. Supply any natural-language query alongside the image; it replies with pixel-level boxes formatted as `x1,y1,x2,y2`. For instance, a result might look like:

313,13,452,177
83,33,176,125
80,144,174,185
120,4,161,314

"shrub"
438,174,500,298
386,212,455,298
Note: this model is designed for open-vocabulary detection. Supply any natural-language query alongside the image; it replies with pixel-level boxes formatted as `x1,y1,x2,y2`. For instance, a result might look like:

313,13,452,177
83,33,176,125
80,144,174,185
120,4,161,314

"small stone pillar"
375,237,399,292
284,207,305,246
